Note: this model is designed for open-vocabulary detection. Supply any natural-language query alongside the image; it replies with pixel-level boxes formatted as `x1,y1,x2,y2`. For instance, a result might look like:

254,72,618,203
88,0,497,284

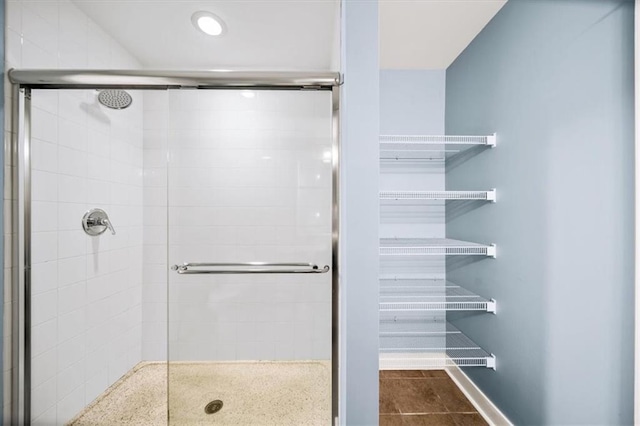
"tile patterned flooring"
379,370,488,426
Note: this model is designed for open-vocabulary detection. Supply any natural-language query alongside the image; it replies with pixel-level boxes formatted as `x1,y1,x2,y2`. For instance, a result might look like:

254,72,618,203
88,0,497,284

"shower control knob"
82,208,117,236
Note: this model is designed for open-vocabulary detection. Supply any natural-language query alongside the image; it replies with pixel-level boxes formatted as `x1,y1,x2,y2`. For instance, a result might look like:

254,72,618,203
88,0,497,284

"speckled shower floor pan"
67,361,331,426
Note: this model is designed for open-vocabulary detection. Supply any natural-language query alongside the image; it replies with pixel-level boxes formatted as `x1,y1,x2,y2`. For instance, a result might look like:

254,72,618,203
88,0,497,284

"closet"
378,134,497,370
376,1,637,424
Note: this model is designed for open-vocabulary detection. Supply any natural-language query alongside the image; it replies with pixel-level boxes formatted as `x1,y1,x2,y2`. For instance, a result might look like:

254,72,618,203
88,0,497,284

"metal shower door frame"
8,69,343,426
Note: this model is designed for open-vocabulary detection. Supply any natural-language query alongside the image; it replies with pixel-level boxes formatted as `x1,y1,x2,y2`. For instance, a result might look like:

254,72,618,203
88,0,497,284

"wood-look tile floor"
379,370,488,426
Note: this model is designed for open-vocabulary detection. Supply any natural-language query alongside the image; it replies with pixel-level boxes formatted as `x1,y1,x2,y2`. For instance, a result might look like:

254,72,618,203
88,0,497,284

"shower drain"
205,400,224,414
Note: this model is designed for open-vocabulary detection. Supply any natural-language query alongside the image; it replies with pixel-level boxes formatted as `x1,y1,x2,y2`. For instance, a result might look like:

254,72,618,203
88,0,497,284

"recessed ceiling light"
241,90,256,99
191,11,226,36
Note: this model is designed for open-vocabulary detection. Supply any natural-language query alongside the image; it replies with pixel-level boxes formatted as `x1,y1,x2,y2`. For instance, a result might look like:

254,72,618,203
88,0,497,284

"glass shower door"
165,89,333,424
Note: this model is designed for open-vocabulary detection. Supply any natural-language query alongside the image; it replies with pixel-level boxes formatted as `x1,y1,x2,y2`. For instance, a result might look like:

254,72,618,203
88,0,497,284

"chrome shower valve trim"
82,208,116,236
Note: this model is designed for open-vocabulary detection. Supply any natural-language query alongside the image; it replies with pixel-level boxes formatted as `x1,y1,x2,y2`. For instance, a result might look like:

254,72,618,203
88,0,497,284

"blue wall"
341,0,379,424
445,0,635,424
379,69,447,254
380,70,445,135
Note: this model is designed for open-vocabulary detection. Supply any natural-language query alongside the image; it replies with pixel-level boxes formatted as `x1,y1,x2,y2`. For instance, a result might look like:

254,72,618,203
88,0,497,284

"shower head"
97,89,133,110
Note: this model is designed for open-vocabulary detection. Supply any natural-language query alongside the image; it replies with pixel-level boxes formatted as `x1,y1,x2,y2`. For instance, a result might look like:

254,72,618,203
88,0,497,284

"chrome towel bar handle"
170,262,331,275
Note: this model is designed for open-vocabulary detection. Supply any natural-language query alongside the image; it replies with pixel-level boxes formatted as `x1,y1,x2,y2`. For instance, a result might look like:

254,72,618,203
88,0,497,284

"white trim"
446,367,512,426
635,0,640,423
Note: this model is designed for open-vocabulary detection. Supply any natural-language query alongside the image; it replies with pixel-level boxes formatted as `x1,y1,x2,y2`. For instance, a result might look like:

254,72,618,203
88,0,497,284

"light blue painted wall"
380,70,445,135
379,69,447,281
341,0,379,424
445,0,634,424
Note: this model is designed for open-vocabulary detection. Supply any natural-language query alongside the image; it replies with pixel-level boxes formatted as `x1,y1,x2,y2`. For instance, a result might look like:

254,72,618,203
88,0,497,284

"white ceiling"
72,0,341,70
380,0,507,69
72,0,506,71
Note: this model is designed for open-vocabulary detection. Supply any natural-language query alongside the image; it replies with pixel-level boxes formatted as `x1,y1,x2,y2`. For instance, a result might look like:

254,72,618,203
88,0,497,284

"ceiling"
72,0,506,71
380,0,507,69
72,0,341,70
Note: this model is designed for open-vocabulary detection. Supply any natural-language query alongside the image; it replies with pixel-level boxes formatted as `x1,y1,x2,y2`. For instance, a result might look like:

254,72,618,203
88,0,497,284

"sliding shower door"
165,89,334,424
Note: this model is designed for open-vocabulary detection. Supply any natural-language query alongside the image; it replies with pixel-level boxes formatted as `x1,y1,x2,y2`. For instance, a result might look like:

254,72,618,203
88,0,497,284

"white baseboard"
446,367,512,426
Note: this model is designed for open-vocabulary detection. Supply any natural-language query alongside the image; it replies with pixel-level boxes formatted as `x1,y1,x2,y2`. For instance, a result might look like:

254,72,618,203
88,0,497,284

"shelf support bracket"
486,354,497,370
487,188,497,203
487,133,497,147
487,299,497,314
487,244,497,258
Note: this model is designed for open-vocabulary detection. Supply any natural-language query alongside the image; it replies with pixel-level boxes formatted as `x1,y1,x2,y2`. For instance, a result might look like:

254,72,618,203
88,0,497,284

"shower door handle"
170,262,330,275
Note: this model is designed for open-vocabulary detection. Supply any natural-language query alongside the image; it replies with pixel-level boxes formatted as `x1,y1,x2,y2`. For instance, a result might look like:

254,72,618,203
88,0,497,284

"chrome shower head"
98,89,133,110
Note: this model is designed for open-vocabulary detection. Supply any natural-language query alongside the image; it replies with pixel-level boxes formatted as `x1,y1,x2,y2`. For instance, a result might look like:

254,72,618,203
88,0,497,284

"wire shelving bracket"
378,321,496,370
380,189,496,202
379,278,497,313
380,238,497,258
379,133,497,161
378,132,498,371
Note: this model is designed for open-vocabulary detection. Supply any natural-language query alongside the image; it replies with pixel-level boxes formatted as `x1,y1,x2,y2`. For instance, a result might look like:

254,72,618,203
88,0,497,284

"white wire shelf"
380,279,496,313
380,134,496,161
379,321,496,369
380,352,496,370
380,190,496,203
380,238,497,258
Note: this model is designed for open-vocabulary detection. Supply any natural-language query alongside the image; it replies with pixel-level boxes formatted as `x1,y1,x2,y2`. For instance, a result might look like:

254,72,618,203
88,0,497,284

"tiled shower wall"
4,1,143,424
140,91,168,361
29,89,144,425
142,90,333,361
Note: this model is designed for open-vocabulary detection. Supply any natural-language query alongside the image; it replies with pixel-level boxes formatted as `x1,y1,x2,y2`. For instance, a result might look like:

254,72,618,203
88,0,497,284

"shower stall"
7,70,341,425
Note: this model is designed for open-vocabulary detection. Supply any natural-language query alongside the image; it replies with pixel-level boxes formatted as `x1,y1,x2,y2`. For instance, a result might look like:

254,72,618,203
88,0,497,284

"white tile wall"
4,1,143,424
141,91,168,361
142,90,333,362
28,88,143,425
